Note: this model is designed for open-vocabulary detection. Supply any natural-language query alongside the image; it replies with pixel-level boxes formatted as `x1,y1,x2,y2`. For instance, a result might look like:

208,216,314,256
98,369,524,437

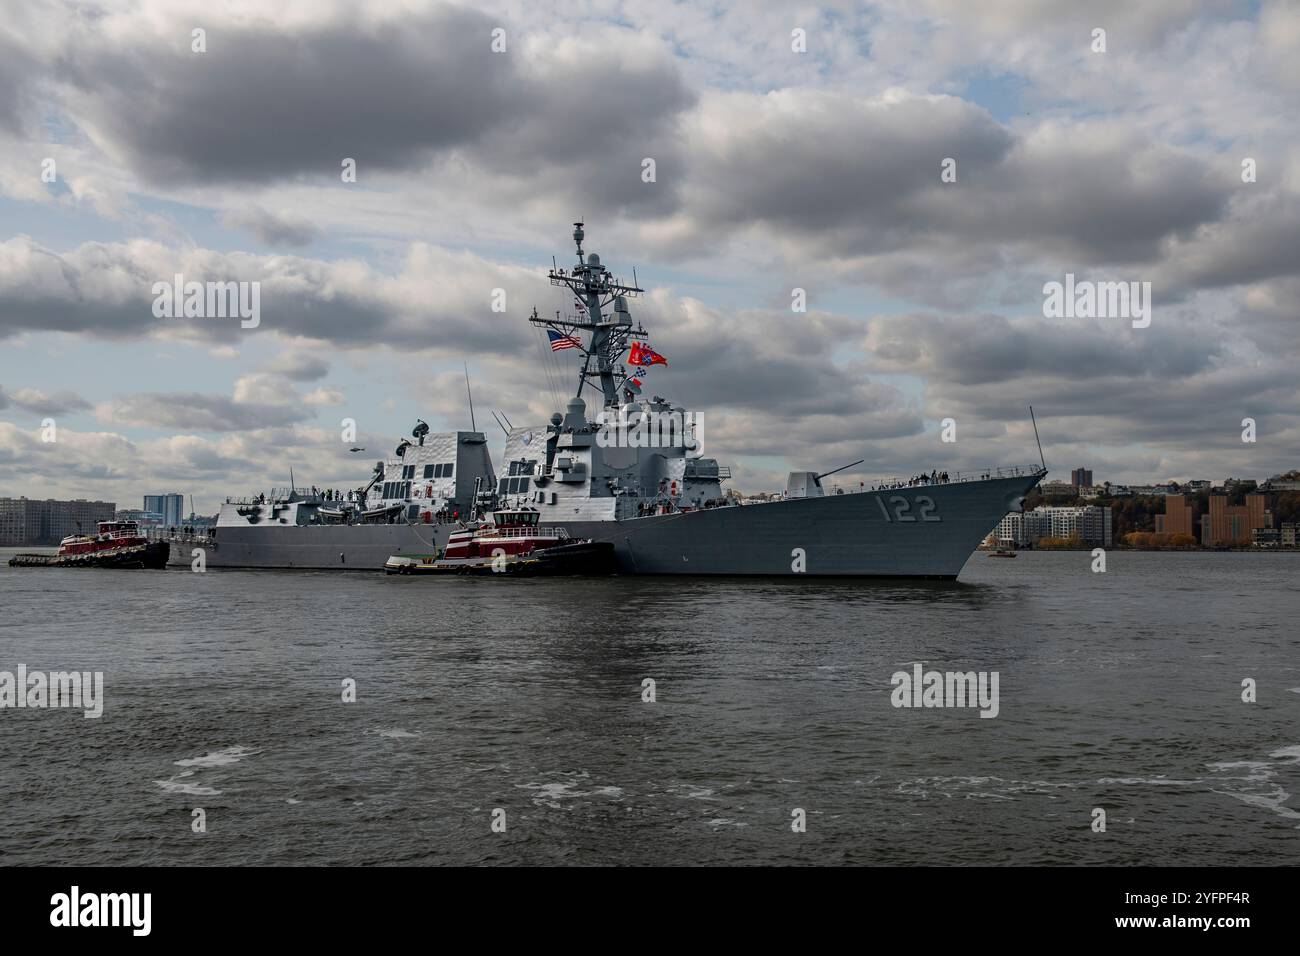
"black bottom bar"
0,866,1286,942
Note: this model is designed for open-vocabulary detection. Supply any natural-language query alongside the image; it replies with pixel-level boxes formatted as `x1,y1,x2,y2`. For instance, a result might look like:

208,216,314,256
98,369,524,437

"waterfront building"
1253,528,1281,547
144,493,185,528
1043,504,1112,546
1206,493,1269,546
0,497,117,546
1158,494,1196,536
995,512,1025,545
998,505,1112,547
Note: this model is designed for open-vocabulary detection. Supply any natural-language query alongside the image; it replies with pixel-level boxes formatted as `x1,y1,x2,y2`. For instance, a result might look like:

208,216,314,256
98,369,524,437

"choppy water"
1,549,1297,865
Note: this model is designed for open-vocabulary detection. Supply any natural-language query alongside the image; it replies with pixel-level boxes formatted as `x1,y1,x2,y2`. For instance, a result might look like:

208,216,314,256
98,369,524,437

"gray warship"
171,223,1044,576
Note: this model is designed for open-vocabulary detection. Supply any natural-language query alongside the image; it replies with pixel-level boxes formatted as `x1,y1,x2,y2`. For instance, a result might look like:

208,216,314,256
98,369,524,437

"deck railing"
822,464,1046,494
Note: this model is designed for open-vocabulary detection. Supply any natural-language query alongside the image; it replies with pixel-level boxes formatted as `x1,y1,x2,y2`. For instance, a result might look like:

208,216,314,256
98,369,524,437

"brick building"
0,498,117,546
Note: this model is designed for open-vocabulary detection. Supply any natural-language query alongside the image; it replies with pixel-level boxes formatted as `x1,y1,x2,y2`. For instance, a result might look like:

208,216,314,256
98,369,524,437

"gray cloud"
0,384,93,416
220,206,321,247
0,237,549,352
260,353,330,382
665,95,1232,281
868,311,1224,386
53,6,526,185
95,392,312,432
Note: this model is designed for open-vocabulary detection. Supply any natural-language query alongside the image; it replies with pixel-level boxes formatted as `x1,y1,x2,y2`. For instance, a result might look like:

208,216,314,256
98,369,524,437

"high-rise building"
0,498,117,546
1206,493,1269,546
144,493,185,527
1070,467,1093,488
1160,494,1195,536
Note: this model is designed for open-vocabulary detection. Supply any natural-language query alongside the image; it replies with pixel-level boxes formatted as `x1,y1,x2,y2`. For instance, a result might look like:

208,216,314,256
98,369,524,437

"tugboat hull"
9,540,171,569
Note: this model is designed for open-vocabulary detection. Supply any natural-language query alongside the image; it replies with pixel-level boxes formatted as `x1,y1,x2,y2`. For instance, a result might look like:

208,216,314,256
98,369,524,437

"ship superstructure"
168,428,495,569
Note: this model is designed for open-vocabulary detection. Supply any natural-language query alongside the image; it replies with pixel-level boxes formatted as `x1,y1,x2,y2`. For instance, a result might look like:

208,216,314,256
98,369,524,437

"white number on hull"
875,494,941,522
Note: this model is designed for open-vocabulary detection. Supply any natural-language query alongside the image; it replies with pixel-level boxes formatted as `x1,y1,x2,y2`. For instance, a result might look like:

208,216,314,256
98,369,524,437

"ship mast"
529,222,645,408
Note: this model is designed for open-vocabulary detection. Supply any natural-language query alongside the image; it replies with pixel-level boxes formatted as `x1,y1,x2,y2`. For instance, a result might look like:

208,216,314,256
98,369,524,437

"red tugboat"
384,508,614,575
8,520,171,569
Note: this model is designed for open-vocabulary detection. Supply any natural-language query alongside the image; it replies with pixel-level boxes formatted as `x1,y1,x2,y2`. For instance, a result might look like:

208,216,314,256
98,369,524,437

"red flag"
628,341,667,366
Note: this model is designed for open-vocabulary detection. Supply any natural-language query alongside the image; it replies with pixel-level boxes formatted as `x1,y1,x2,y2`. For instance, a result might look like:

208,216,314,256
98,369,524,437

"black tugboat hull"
8,541,171,569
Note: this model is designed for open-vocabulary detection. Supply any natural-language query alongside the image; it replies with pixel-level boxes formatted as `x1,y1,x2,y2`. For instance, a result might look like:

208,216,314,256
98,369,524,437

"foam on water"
154,779,221,796
175,745,261,768
1207,746,1300,827
517,773,625,808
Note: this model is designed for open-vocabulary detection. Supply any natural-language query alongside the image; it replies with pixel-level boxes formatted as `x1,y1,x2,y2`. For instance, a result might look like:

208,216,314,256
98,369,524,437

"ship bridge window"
507,459,536,477
407,504,420,520
402,464,416,479
423,464,435,479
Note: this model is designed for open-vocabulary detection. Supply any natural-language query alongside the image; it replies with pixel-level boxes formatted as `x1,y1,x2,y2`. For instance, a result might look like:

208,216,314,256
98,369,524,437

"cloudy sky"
1,0,1297,511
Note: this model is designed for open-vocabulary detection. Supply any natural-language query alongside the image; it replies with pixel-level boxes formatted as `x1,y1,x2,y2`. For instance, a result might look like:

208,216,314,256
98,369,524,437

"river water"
1,549,1296,865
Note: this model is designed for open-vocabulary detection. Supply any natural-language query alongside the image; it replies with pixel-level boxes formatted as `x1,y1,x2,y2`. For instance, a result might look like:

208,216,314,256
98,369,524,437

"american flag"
548,329,581,351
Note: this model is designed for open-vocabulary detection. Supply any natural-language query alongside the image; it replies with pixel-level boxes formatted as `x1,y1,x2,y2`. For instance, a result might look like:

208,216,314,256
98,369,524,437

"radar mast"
529,222,646,408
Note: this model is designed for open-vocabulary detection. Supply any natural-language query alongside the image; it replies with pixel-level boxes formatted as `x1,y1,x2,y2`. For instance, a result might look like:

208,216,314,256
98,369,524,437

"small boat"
987,548,1018,558
385,508,614,575
8,520,170,569
358,503,406,524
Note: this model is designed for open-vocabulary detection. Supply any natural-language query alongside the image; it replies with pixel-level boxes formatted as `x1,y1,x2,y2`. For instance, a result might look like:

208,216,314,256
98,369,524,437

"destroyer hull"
567,474,1037,577
166,522,451,570
169,475,1038,577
